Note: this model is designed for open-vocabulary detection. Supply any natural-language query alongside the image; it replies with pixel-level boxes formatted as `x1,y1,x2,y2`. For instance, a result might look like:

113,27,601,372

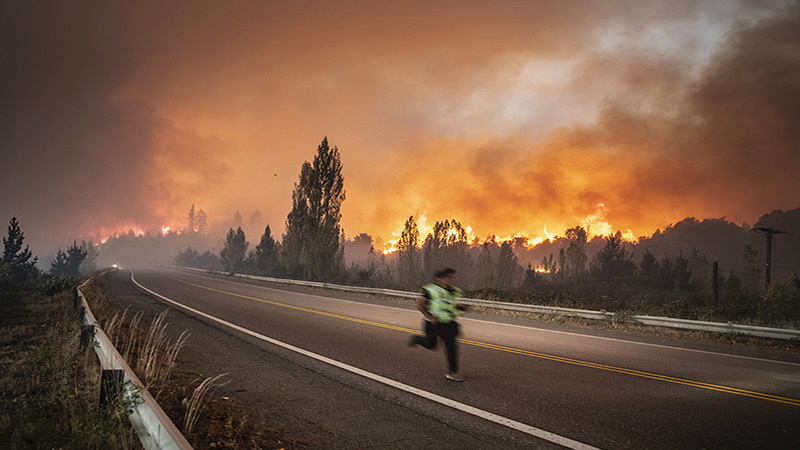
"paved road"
110,267,800,449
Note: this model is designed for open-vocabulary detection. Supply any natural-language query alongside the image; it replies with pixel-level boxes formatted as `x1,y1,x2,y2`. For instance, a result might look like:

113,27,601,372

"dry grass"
83,273,309,449
183,373,229,436
100,305,189,390
0,289,142,449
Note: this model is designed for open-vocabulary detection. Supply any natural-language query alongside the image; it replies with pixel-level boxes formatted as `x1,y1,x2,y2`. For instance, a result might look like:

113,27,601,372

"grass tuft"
183,373,229,436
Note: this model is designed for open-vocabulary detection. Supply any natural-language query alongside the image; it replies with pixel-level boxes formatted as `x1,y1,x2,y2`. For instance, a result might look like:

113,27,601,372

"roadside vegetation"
2,217,137,448
1,216,306,449
82,273,308,449
0,287,141,449
175,213,800,330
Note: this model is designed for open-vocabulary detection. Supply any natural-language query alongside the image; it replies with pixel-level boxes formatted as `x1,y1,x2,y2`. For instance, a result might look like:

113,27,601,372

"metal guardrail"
631,315,800,340
183,266,800,341
77,279,193,450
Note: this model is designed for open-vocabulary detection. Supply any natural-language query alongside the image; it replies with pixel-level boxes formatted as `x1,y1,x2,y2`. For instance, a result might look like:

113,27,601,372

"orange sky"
2,1,799,258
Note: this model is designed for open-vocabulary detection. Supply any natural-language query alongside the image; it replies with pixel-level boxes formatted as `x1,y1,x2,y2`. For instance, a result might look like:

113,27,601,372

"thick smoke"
354,2,800,242
1,1,797,262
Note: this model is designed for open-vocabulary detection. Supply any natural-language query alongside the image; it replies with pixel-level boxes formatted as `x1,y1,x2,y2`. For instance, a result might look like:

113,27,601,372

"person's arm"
416,296,438,324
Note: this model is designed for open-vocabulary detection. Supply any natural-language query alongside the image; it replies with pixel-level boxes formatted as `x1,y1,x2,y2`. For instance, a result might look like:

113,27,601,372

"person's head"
434,267,456,288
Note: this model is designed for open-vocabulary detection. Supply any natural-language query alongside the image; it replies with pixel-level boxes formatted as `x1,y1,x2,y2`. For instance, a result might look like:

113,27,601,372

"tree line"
172,137,799,326
5,137,796,326
172,138,799,327
1,216,98,299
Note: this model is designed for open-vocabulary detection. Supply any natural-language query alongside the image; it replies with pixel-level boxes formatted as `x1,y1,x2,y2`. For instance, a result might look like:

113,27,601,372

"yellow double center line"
168,275,800,407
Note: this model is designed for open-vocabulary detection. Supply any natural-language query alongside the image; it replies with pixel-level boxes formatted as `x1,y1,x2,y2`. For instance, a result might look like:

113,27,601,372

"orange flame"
96,223,182,244
381,202,636,254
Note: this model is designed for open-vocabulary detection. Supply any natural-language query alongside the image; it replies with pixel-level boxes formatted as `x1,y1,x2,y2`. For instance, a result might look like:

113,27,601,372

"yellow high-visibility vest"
423,283,463,323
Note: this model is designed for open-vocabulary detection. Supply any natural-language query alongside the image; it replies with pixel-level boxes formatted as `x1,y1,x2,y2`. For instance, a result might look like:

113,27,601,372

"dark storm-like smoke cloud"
372,2,800,239
678,3,800,213
607,1,800,227
0,2,229,257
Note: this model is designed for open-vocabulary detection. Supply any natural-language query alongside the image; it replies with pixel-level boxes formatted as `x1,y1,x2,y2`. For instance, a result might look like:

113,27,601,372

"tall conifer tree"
254,225,280,275
221,227,248,273
397,215,421,287
1,217,39,289
283,137,345,280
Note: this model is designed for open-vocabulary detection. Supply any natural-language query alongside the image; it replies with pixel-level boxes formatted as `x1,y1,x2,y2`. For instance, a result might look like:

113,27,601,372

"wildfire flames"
92,201,638,255
381,203,636,254
98,223,182,244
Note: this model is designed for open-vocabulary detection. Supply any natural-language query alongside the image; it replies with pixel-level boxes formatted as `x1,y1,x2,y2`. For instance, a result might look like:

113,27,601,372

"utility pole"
712,261,719,307
753,227,789,291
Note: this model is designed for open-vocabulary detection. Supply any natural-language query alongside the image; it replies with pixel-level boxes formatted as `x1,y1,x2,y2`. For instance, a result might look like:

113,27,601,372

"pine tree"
541,254,557,276
221,227,248,273
522,263,543,289
175,247,200,267
188,203,196,232
49,250,68,276
232,211,243,229
563,226,588,280
397,215,421,287
250,209,264,231
282,162,312,277
422,219,470,282
254,225,280,275
658,254,675,290
638,248,660,288
282,137,346,280
477,239,497,288
589,231,636,282
1,216,39,289
495,241,522,290
79,240,99,273
49,241,87,277
196,209,208,234
673,252,693,291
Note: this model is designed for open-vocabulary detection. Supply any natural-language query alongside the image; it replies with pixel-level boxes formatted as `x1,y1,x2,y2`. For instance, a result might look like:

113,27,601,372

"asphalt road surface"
106,267,800,449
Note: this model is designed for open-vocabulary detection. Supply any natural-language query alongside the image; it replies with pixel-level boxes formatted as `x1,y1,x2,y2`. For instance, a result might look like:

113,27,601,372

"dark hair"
434,267,456,279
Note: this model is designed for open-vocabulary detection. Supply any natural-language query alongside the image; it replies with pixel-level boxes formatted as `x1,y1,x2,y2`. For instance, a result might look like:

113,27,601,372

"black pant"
412,320,460,373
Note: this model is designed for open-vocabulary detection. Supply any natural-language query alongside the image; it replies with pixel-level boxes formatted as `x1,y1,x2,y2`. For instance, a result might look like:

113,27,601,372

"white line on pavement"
130,270,601,450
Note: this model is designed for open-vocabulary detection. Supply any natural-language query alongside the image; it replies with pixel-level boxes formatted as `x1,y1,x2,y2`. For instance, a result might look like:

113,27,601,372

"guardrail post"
100,369,125,406
76,305,86,322
80,324,95,348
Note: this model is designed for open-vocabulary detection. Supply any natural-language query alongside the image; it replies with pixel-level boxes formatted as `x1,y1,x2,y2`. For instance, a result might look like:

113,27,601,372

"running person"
409,267,468,381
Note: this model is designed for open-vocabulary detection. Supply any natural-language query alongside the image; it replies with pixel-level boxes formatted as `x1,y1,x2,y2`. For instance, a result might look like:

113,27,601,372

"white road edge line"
130,270,601,450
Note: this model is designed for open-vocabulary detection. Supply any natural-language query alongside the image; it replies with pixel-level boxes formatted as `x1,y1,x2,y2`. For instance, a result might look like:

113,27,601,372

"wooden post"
80,324,95,348
712,261,719,307
100,369,125,406
753,227,787,291
76,305,86,322
765,232,773,290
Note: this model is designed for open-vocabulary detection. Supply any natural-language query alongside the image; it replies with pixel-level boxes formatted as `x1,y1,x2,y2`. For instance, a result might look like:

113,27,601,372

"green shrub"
37,275,75,296
758,275,800,325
